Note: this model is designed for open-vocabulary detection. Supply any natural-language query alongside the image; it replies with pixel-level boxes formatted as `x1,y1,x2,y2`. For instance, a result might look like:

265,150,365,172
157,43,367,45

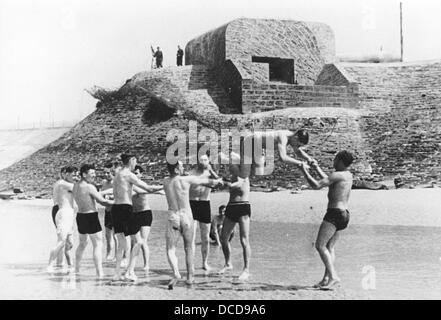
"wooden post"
400,2,403,62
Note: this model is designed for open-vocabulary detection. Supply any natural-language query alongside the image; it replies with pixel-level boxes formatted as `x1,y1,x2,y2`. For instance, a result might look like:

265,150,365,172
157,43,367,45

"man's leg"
238,215,251,280
64,234,73,268
90,232,104,278
314,230,340,287
315,221,340,288
48,233,67,271
199,222,211,271
114,232,128,280
121,236,131,267
191,220,198,265
126,232,143,281
219,217,236,274
56,248,64,267
182,224,195,284
75,234,88,273
166,222,182,287
105,227,115,261
140,226,151,272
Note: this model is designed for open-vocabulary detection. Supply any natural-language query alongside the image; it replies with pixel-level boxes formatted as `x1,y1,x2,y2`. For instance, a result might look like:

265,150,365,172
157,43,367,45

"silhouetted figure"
151,46,163,68
176,45,184,66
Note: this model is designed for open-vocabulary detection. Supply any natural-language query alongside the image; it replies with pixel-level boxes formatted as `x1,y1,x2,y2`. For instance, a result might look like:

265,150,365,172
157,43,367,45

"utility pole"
400,2,404,62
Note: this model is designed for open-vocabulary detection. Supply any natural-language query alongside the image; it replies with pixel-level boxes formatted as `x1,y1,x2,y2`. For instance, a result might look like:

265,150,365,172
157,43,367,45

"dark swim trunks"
51,205,59,226
190,200,211,224
134,210,153,227
323,208,350,231
104,209,113,229
225,202,251,223
76,212,102,235
112,204,139,236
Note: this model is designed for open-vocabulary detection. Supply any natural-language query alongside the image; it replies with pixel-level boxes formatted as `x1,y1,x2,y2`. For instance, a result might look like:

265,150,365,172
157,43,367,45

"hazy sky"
1,0,440,128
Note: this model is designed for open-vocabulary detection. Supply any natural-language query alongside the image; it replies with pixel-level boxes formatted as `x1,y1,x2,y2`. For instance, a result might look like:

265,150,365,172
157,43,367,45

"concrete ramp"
0,128,71,170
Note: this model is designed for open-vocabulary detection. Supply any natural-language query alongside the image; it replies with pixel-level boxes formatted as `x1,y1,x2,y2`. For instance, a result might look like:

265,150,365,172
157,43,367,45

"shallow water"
1,199,441,299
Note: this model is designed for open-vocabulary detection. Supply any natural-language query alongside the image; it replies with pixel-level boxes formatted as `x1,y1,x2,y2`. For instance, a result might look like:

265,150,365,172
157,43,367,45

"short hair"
167,161,179,175
296,129,309,145
65,166,78,174
104,162,113,169
134,165,144,173
60,166,67,174
80,164,95,177
335,150,354,167
219,205,226,213
121,154,135,165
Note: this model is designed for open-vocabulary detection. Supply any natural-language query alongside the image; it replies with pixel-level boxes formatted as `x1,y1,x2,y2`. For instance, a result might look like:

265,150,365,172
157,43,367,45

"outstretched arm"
89,185,114,207
129,173,163,193
278,135,307,167
308,158,327,180
184,175,223,188
133,184,163,195
299,164,344,190
100,188,113,196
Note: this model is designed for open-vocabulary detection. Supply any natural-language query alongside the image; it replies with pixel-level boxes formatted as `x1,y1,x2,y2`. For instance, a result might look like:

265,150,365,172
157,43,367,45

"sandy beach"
1,188,441,300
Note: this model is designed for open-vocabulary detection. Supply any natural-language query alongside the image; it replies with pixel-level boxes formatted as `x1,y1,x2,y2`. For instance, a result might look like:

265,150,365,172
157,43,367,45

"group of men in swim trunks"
49,127,354,290
49,155,162,280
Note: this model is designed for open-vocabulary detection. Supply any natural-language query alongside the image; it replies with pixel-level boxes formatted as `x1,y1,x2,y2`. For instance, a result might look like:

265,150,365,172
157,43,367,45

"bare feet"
112,274,124,281
124,273,138,282
320,278,340,290
168,275,181,290
46,265,56,273
202,264,212,273
313,277,329,288
238,270,250,281
121,258,128,268
218,264,233,275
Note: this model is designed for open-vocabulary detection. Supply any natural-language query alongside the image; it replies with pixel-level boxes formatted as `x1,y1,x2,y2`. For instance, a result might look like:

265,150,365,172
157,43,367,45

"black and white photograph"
1,0,441,304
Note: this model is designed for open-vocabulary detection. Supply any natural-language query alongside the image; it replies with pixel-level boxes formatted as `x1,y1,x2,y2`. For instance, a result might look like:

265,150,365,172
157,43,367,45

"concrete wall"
186,18,335,85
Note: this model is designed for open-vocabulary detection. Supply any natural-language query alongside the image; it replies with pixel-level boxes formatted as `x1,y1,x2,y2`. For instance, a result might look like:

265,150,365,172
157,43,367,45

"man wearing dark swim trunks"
112,154,159,282
129,165,163,276
218,152,252,281
299,150,354,290
189,154,220,272
73,164,114,278
101,163,116,261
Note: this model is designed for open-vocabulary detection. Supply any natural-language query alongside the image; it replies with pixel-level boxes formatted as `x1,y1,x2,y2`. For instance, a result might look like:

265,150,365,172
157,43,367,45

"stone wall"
315,63,357,86
241,82,359,113
340,61,441,184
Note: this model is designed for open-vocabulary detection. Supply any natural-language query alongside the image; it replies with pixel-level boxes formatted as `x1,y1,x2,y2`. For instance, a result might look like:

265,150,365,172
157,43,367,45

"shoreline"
2,188,441,228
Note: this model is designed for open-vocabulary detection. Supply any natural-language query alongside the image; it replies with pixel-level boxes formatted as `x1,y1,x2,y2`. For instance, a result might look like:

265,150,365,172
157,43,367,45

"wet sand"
1,189,441,300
